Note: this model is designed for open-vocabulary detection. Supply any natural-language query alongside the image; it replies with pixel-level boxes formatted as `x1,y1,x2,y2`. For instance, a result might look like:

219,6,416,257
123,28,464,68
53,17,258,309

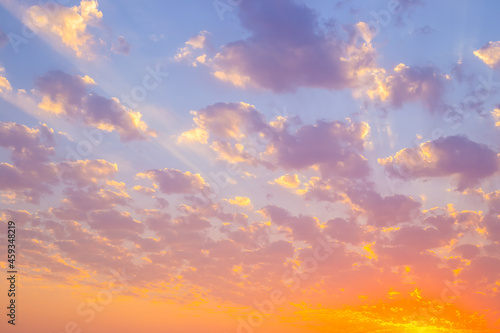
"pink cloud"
136,168,207,194
62,186,130,211
368,64,446,111
211,0,376,92
181,102,371,178
272,120,370,178
59,159,118,187
453,244,480,260
0,122,58,203
380,135,500,190
54,220,136,271
35,70,153,141
324,217,368,245
347,190,422,227
261,205,322,243
88,209,144,241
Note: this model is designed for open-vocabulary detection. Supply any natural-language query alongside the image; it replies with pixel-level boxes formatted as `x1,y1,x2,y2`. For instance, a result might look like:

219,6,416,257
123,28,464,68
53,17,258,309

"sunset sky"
1,0,500,332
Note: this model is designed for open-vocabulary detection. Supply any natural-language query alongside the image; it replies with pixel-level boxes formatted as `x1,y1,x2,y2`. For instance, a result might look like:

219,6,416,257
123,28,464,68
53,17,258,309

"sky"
0,0,500,332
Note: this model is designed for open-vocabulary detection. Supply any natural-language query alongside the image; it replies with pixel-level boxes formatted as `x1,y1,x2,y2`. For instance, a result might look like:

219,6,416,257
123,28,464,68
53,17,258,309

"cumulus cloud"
180,102,371,179
211,0,376,92
136,168,207,194
226,196,252,208
185,102,267,140
453,244,480,260
271,119,370,178
482,214,500,242
61,186,130,212
324,217,368,245
348,190,422,227
1,209,39,228
492,107,500,127
0,121,128,204
24,0,103,59
174,30,209,66
367,63,446,111
54,220,135,271
474,41,500,69
379,136,500,190
35,70,154,141
390,225,453,252
0,122,58,203
272,174,300,188
261,205,322,243
0,68,12,94
89,209,144,240
59,159,118,187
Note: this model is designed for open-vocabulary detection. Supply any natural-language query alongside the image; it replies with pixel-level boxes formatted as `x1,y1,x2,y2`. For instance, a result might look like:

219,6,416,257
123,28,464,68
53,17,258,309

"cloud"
139,210,172,232
460,255,500,285
273,174,300,188
177,127,209,144
474,41,500,69
367,63,446,111
347,189,422,227
226,196,252,208
133,185,156,195
271,119,370,178
0,68,12,94
324,217,368,245
390,225,453,251
59,159,118,187
83,94,152,141
483,190,500,215
261,205,322,243
211,0,376,92
174,31,209,66
111,36,131,55
181,102,371,179
182,102,267,140
482,214,500,242
379,136,500,190
0,122,58,203
24,0,103,59
453,244,480,260
54,220,135,271
88,209,144,240
410,25,435,35
492,107,500,127
35,70,154,141
61,186,130,211
1,209,39,228
136,168,207,195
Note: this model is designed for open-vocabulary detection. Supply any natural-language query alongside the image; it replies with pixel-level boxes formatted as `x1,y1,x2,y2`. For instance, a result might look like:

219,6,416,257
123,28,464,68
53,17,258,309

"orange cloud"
227,196,252,208
273,174,300,188
24,0,103,59
474,41,500,69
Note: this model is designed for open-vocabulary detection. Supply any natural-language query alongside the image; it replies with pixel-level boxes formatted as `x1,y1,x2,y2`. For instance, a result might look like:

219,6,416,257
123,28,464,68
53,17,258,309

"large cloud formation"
211,0,377,92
